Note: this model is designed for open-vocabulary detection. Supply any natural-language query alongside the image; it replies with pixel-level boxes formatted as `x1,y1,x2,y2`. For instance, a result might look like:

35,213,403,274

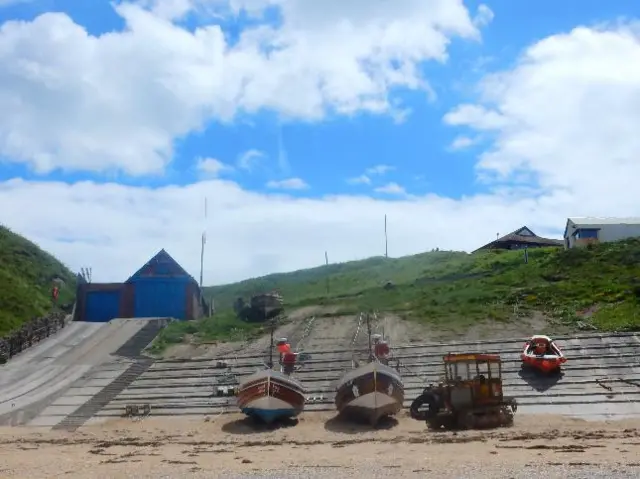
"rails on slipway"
334,312,405,426
236,317,306,424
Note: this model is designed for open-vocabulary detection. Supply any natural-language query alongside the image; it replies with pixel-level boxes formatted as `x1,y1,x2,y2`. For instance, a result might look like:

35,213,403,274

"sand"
1,412,639,478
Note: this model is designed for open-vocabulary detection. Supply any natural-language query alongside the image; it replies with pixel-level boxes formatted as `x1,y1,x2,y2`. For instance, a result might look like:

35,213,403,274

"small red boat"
521,335,567,373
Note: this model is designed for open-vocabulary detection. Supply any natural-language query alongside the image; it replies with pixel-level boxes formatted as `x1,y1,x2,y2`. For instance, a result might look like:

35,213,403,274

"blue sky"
1,0,639,283
0,0,635,198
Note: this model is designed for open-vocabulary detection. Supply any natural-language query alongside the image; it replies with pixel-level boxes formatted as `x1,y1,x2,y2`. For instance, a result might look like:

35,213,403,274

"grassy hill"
150,238,640,354
0,226,77,336
203,239,640,332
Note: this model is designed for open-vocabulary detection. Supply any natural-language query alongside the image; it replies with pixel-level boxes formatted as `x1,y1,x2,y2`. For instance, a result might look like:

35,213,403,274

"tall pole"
366,312,373,360
199,198,207,317
325,251,329,295
200,197,207,289
268,317,275,369
384,214,388,258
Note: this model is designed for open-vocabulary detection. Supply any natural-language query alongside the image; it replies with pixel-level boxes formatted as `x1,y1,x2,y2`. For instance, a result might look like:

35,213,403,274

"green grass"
0,226,77,337
151,238,640,354
147,310,269,355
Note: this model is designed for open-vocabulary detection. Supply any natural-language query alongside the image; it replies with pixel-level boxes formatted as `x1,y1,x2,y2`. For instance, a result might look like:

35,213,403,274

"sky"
0,0,639,285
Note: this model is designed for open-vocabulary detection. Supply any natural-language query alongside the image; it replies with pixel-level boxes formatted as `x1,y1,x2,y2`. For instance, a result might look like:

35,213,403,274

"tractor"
410,353,517,430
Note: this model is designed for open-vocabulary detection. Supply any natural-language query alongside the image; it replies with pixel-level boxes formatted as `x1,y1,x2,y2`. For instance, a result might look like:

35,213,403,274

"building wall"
120,282,135,318
130,277,189,320
75,283,125,322
85,290,121,322
565,223,640,248
76,249,202,322
186,281,201,320
75,280,200,321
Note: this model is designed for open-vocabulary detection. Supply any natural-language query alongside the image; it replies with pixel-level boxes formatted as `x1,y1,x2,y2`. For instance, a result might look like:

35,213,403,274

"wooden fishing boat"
236,368,305,423
334,314,404,426
236,322,306,424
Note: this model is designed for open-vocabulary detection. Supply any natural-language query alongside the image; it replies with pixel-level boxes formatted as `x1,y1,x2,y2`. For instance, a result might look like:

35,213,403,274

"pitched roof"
126,249,195,282
473,226,563,252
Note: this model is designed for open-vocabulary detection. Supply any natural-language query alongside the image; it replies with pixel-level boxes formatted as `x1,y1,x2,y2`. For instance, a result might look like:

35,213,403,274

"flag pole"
384,214,388,258
199,198,207,317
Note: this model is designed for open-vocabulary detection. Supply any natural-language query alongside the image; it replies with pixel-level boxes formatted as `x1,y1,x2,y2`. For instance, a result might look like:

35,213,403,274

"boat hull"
521,337,567,373
237,369,306,424
335,361,404,426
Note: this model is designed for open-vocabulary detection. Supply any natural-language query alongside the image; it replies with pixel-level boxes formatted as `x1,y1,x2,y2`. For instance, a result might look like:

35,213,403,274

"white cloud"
266,177,309,190
2,10,640,288
445,24,640,201
0,1,482,175
473,4,494,28
366,164,395,176
347,164,394,184
347,175,371,185
443,104,508,130
236,149,265,171
374,182,406,195
449,135,480,150
196,157,231,176
0,178,560,285
135,0,196,20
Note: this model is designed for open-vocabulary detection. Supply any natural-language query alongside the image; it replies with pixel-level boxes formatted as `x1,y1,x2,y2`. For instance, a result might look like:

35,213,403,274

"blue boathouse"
75,249,205,322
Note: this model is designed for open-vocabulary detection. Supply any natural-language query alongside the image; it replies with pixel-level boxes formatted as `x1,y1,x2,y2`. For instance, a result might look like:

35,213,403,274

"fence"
0,311,67,363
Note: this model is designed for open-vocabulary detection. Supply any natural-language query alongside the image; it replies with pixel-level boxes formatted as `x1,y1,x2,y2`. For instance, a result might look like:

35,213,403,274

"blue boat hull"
241,407,298,424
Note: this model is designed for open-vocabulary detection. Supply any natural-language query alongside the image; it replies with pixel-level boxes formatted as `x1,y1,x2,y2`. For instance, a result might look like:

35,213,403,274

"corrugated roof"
568,217,640,226
473,226,563,252
494,233,563,246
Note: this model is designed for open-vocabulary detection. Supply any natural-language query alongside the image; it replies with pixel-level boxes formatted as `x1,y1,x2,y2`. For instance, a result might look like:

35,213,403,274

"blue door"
133,280,187,319
85,291,121,322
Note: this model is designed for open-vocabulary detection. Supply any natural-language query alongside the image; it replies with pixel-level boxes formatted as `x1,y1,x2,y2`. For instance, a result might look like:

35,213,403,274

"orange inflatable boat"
521,335,567,373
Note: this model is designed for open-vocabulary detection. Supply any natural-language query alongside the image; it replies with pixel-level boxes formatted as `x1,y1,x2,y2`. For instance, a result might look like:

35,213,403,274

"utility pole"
384,214,388,258
325,251,330,295
199,197,207,317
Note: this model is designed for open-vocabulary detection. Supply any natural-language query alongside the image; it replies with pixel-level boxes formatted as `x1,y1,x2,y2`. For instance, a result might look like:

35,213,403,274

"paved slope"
89,326,640,422
0,318,161,426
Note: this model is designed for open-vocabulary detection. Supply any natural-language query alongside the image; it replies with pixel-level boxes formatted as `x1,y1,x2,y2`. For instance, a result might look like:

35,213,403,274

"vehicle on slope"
334,313,405,427
233,291,284,323
521,334,567,374
409,353,517,430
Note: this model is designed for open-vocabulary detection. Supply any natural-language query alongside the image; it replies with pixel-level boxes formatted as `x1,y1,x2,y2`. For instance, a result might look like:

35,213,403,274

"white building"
563,217,640,249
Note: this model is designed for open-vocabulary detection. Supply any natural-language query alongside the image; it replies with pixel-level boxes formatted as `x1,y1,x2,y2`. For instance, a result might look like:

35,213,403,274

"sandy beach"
1,412,639,478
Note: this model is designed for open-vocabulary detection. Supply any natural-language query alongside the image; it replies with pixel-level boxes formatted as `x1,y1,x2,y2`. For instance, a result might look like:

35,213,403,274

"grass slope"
152,239,640,354
0,226,77,336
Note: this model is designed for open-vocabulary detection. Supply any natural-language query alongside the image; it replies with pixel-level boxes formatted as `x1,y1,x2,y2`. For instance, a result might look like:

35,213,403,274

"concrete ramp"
0,318,164,426
87,331,640,423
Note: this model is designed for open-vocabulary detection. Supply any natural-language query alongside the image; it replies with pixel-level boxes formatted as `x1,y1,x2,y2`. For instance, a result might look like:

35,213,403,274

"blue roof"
126,249,197,283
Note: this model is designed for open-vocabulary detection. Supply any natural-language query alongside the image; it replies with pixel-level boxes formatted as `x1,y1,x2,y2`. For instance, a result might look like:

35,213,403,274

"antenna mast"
199,197,207,289
384,214,388,258
268,316,275,369
366,312,373,360
325,251,330,295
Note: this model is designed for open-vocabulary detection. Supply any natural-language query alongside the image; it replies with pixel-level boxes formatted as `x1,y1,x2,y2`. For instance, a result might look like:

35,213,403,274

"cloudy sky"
0,0,638,285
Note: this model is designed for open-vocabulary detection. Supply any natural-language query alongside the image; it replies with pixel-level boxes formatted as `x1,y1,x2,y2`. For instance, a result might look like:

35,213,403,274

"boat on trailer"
521,334,567,373
236,322,306,424
334,313,405,426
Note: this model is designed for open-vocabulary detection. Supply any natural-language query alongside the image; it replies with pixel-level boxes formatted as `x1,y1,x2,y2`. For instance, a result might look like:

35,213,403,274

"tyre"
410,392,440,421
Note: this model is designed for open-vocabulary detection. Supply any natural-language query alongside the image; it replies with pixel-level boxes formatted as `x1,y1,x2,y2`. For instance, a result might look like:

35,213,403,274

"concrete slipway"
0,318,166,427
1,316,640,429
